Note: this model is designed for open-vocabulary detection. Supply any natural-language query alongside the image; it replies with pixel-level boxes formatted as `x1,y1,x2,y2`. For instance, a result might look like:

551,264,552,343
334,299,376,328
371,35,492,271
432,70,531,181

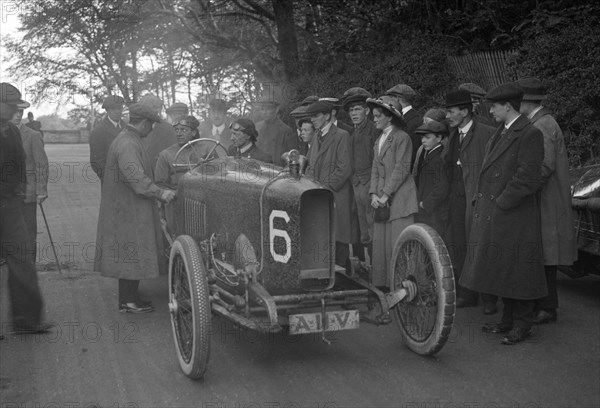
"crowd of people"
0,75,576,345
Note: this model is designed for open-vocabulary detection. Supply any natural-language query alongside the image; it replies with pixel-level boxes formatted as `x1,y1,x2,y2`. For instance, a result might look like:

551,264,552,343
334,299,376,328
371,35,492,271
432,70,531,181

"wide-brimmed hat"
485,83,523,103
366,95,403,122
230,118,258,142
0,83,27,105
305,100,335,116
342,87,372,109
385,84,416,99
415,120,447,135
166,102,189,114
173,115,199,129
444,89,473,108
515,77,546,101
102,95,125,110
458,83,487,98
128,103,162,123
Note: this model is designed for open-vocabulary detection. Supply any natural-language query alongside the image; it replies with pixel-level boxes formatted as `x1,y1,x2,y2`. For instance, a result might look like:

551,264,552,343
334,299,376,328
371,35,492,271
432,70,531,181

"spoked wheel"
168,235,211,379
389,224,455,355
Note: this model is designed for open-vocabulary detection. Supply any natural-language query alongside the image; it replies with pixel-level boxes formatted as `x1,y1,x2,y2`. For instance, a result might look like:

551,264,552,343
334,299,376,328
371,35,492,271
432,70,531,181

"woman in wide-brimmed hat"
367,95,418,291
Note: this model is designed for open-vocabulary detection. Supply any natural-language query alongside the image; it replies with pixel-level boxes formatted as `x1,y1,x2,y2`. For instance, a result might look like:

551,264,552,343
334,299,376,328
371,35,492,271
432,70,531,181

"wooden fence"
448,50,516,91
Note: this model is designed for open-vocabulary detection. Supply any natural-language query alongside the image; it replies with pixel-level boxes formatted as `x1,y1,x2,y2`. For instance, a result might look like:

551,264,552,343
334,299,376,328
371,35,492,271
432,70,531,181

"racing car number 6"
269,210,291,263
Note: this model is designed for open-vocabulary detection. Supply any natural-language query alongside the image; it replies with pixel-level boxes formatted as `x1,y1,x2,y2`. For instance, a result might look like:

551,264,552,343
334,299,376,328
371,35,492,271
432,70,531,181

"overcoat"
402,107,423,166
530,107,576,266
95,126,167,280
155,143,202,189
461,115,547,299
369,127,418,221
306,124,354,244
89,116,126,181
256,117,299,165
144,122,178,168
415,145,449,237
18,124,48,203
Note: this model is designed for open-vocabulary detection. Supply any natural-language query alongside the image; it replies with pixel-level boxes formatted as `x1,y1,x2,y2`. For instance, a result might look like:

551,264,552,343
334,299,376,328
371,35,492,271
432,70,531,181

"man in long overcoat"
95,103,176,313
305,100,353,270
89,95,126,183
462,83,546,345
444,89,496,311
140,93,178,168
517,77,577,324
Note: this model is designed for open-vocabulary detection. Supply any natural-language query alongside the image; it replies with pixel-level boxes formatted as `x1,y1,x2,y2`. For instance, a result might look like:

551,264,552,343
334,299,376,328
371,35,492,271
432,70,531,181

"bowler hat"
290,105,309,118
128,103,162,123
415,120,447,135
515,77,546,101
485,83,523,103
166,102,189,114
385,84,416,98
208,98,228,112
300,95,320,106
230,118,258,142
342,87,372,108
102,95,125,110
0,83,27,105
366,95,403,122
305,100,335,116
444,89,473,108
459,83,487,98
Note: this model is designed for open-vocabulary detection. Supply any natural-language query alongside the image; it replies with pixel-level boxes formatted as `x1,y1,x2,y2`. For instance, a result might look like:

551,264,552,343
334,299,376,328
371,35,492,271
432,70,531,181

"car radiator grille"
184,197,206,242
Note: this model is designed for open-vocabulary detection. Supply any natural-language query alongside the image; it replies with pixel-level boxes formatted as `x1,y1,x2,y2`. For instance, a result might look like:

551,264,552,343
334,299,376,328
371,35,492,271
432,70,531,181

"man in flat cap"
459,82,495,126
254,95,299,165
89,95,126,183
165,102,189,124
462,83,546,345
444,89,496,312
305,100,354,271
199,98,232,150
0,82,51,334
319,97,353,134
11,100,49,264
385,84,423,166
139,93,178,168
95,103,176,313
516,77,576,325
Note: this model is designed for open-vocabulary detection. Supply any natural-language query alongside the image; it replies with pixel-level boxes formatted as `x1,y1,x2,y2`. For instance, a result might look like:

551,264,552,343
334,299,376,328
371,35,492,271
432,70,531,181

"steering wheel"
172,138,228,171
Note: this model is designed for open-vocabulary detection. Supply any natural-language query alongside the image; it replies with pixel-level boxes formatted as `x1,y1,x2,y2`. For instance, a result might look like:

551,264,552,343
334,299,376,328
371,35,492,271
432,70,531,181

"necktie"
459,131,465,144
490,127,508,150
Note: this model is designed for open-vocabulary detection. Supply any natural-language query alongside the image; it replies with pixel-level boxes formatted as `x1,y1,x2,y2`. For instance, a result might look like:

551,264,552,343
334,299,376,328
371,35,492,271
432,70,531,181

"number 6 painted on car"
269,210,291,263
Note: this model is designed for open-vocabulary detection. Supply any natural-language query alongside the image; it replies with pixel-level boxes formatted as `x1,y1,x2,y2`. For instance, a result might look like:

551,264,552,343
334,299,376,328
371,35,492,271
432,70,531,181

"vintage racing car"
161,139,456,379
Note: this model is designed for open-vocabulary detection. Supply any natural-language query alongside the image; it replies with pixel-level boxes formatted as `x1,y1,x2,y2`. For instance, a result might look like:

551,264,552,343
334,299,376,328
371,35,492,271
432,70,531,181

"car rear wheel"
168,235,211,379
389,224,455,355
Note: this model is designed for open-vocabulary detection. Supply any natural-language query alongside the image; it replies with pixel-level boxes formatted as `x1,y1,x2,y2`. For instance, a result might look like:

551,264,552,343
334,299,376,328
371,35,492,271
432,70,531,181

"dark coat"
402,107,423,167
95,126,167,280
461,115,547,299
335,119,354,135
227,143,272,163
351,119,380,186
415,145,449,237
256,117,299,166
89,116,126,181
144,122,178,169
199,120,233,151
529,107,576,266
306,124,354,243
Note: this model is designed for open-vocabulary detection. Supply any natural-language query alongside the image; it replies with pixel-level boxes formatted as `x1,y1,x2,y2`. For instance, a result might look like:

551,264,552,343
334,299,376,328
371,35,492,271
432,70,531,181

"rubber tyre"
389,223,455,355
169,235,211,379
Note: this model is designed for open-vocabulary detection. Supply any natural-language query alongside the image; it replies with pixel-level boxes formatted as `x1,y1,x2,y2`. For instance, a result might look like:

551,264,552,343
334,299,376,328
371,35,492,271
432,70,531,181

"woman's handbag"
373,202,391,223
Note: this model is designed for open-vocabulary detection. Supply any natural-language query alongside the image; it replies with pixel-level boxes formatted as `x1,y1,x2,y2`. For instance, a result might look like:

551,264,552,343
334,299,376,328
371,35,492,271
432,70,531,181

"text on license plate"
288,310,360,335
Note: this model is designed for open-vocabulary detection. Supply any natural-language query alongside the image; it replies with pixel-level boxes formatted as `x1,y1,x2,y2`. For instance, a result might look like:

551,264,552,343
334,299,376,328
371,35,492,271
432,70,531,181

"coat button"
486,216,491,221
477,193,483,198
474,213,480,218
490,195,495,200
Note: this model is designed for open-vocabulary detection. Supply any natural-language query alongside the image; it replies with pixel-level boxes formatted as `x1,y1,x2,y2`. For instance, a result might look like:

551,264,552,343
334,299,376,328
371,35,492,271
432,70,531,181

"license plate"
288,310,360,335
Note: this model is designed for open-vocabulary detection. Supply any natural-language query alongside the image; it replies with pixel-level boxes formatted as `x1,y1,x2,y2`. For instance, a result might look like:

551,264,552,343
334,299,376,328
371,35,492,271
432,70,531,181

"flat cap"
17,101,31,109
485,83,523,103
342,87,372,108
138,93,164,113
208,98,228,112
102,95,125,109
366,96,403,122
0,83,27,105
444,89,473,108
515,77,546,101
459,83,487,98
301,95,320,106
128,103,162,123
415,120,447,135
289,105,309,118
385,84,416,98
166,102,189,114
319,97,341,108
305,100,335,115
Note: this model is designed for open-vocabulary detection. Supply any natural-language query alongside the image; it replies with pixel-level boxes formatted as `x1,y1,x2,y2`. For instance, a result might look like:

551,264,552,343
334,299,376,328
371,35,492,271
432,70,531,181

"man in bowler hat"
89,95,126,183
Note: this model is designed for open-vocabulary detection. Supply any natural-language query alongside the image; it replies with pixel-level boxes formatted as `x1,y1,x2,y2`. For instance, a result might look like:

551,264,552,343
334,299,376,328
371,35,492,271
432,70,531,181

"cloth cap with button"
138,93,164,113
414,119,447,135
305,100,335,116
342,87,372,109
444,89,473,108
166,102,189,115
318,97,342,109
458,83,487,98
300,95,320,106
1,82,27,105
485,83,524,103
515,77,547,102
128,103,162,123
173,115,199,129
385,84,416,99
17,101,31,109
230,118,258,142
366,95,403,123
208,98,228,112
290,105,309,118
102,95,125,110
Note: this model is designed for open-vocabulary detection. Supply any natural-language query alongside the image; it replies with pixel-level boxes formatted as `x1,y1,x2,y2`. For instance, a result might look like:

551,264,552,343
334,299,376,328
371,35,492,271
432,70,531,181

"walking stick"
39,202,62,274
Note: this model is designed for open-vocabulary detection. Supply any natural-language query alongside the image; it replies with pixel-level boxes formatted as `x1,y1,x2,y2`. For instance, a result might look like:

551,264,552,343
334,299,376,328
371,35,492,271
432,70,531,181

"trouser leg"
500,298,514,328
536,265,558,311
511,299,535,331
22,202,38,263
352,243,365,262
482,292,499,305
335,241,350,272
118,279,140,304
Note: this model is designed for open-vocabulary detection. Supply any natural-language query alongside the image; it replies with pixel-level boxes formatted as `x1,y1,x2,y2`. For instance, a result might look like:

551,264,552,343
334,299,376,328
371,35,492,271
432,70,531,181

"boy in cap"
140,93,178,168
516,77,576,324
95,103,176,313
254,95,298,165
461,83,546,345
413,120,449,237
385,84,423,166
200,98,232,150
0,82,51,334
89,95,126,183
